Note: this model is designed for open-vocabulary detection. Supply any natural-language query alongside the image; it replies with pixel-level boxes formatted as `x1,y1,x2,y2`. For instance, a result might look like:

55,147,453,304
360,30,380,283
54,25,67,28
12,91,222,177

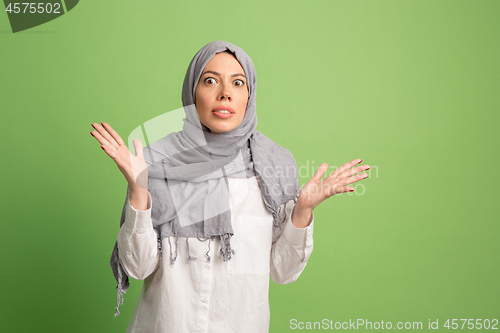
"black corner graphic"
65,0,77,12
3,0,79,33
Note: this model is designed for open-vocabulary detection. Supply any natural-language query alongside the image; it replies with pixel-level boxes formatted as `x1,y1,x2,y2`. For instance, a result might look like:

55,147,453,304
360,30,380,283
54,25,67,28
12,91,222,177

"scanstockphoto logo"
3,0,79,33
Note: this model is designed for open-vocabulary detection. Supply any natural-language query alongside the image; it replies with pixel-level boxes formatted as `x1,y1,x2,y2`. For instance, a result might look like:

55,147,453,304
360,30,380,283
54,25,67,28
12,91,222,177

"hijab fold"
110,41,300,317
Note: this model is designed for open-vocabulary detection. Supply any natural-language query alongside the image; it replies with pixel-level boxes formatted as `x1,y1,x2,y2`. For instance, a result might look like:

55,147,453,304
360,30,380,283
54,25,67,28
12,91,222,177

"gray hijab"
110,40,300,316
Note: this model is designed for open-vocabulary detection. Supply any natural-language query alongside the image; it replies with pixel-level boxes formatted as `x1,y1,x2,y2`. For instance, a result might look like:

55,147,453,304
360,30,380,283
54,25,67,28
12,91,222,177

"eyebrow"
201,70,246,79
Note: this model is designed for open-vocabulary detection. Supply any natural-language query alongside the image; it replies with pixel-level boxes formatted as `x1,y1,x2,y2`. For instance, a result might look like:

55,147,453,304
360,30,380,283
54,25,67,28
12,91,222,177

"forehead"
202,52,246,74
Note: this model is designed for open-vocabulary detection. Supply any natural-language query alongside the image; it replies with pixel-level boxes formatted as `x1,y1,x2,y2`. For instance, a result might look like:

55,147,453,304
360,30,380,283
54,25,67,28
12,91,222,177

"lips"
212,106,235,114
212,106,235,119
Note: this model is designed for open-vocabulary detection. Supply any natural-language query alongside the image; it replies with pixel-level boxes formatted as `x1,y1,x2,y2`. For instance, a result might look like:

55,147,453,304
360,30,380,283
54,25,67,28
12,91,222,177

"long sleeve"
116,190,160,280
270,199,314,284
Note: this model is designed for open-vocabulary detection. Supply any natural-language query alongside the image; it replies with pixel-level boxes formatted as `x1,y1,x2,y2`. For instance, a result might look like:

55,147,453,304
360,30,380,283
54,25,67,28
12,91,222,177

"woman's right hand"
90,122,148,191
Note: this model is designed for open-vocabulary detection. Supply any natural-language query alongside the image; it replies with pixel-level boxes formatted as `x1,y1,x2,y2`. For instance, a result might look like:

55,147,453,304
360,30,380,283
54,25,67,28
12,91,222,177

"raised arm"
90,122,159,279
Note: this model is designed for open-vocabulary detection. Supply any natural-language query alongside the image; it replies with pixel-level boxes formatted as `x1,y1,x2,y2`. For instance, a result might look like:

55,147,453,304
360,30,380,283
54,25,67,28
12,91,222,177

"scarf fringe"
206,237,212,261
270,190,300,237
168,236,179,266
186,238,197,261
271,201,290,237
163,234,233,265
114,252,125,317
157,238,163,253
219,233,235,261
197,236,214,261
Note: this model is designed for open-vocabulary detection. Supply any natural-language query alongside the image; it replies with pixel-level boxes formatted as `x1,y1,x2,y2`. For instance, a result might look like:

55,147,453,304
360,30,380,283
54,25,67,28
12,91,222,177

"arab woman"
90,40,370,333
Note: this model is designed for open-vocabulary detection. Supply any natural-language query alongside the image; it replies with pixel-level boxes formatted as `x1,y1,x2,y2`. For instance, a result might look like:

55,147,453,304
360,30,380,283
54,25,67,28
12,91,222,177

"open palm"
90,122,148,190
299,159,370,209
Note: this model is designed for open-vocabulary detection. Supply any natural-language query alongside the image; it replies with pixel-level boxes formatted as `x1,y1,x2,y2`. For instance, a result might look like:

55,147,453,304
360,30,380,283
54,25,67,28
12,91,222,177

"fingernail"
101,122,105,127
101,145,105,150
358,159,363,163
366,166,371,170
90,131,94,136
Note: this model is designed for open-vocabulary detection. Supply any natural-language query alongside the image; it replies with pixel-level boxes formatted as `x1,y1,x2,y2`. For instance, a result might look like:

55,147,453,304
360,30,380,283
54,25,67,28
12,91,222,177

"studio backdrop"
1,0,499,332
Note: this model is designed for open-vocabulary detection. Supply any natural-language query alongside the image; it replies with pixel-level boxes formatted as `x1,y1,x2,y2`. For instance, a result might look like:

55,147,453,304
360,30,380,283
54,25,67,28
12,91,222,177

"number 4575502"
5,3,62,14
444,319,498,330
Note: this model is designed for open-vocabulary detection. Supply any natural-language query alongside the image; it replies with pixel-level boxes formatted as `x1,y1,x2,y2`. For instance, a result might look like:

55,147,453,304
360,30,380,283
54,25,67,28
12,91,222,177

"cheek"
239,94,249,116
195,90,206,111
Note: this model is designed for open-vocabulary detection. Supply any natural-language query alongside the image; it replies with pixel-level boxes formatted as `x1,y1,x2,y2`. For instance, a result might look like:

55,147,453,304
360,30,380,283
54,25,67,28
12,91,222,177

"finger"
336,173,369,187
312,163,329,181
132,139,144,158
90,129,113,147
328,185,355,197
101,143,131,173
333,164,371,181
100,143,118,159
336,186,355,195
91,123,120,149
101,122,125,146
328,159,362,180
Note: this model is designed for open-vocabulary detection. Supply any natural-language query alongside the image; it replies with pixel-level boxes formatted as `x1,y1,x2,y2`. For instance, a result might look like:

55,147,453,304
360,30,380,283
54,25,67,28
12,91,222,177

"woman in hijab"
90,41,370,333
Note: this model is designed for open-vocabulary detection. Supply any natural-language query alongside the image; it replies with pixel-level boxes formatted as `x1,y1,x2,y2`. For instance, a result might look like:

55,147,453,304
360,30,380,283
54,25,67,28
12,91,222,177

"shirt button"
201,299,207,303
204,264,209,269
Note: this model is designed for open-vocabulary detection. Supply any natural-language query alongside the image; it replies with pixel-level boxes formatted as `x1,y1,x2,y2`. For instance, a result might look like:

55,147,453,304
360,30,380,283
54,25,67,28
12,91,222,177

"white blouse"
117,176,314,333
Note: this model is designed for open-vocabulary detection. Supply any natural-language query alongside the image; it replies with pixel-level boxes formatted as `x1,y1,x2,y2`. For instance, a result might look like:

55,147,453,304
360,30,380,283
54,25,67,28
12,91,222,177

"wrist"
291,202,313,228
128,186,149,211
129,184,148,194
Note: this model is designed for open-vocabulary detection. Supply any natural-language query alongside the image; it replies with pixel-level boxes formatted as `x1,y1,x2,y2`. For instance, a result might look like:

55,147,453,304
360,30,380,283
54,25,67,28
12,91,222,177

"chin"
209,126,233,134
207,122,237,134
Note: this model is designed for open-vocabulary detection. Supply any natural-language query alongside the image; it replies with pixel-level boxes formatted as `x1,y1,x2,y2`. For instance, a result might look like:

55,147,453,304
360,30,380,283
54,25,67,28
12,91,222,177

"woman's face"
195,51,249,134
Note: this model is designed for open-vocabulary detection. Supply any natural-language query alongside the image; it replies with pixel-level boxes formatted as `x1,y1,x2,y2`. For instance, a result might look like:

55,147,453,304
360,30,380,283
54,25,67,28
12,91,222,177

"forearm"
117,190,159,280
291,200,313,228
129,185,149,211
270,213,314,284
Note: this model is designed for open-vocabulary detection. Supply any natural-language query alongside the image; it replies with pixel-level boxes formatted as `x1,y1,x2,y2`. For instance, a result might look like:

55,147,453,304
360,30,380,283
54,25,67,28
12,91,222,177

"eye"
234,79,245,87
204,77,217,84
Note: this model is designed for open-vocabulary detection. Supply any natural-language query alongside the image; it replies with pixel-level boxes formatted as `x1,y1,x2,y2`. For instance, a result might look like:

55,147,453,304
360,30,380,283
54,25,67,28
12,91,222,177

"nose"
217,83,231,101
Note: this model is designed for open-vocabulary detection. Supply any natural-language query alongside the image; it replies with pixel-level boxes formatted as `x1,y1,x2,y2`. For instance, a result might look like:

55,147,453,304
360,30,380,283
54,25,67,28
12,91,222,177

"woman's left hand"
291,159,371,228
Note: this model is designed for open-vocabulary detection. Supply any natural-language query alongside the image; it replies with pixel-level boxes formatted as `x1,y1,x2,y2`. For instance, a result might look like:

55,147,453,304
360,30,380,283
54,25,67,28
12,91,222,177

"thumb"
312,163,328,181
132,139,144,158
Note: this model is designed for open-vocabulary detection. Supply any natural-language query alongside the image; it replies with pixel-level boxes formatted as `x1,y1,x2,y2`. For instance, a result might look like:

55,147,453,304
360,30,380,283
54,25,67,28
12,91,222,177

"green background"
1,0,499,332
